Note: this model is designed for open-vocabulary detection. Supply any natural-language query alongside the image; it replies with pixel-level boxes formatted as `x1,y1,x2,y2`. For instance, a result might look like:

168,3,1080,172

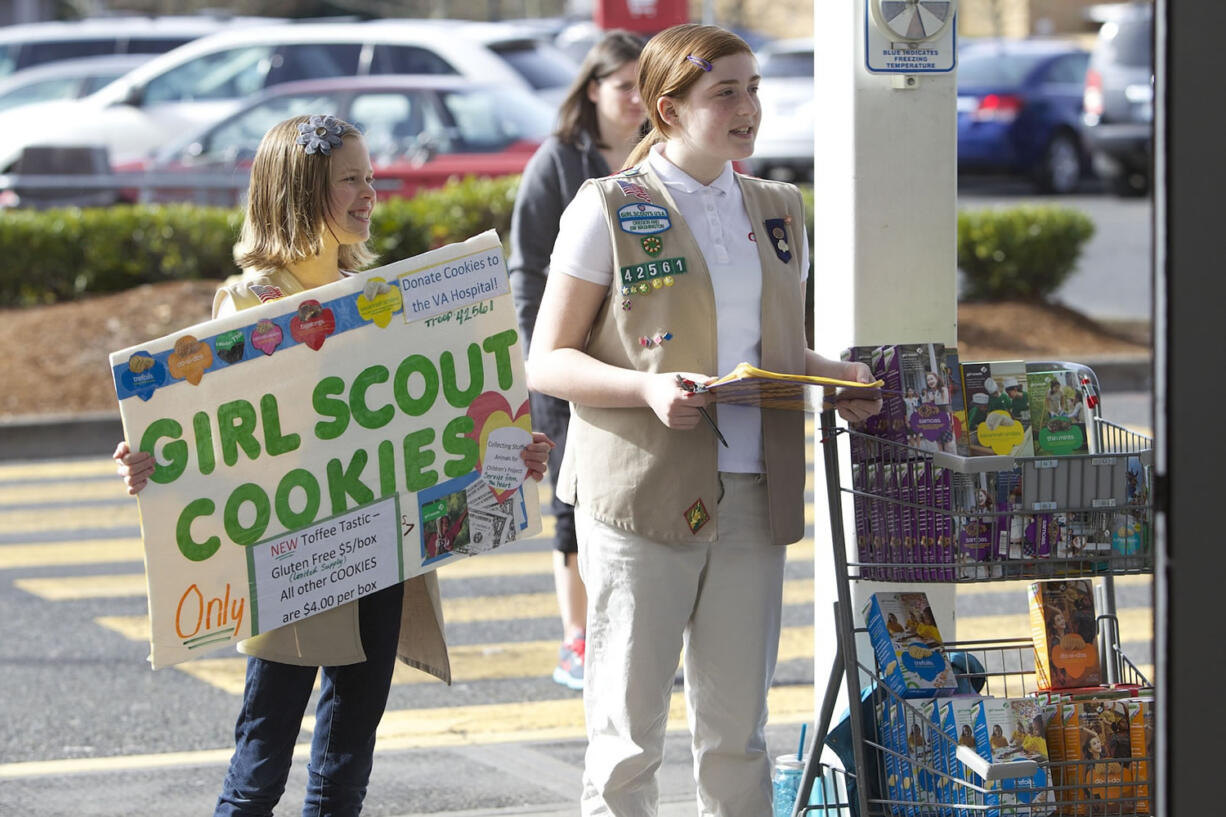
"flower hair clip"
296,115,344,156
685,55,713,71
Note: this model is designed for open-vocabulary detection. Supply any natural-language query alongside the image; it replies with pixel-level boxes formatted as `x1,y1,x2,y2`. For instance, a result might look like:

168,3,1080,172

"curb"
0,410,122,461
1,356,1153,462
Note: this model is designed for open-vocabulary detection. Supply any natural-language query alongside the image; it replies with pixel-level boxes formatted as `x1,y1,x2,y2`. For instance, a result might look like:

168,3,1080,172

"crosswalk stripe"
0,458,118,481
0,682,816,780
0,539,144,569
15,573,148,599
0,479,133,507
346,683,816,749
0,503,139,535
11,539,818,597
123,624,823,696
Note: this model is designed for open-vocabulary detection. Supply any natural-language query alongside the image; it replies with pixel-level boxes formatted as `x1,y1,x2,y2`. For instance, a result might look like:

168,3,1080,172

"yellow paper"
705,362,883,411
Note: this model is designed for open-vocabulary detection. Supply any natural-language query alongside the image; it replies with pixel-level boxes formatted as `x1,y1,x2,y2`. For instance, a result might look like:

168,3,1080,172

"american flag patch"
616,180,651,202
249,284,284,303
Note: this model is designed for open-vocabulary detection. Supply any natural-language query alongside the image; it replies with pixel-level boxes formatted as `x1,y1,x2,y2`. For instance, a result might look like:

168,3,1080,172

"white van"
0,14,276,79
0,19,576,170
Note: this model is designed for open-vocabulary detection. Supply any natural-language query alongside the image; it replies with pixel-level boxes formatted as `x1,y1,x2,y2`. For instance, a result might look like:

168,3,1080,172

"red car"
115,74,555,205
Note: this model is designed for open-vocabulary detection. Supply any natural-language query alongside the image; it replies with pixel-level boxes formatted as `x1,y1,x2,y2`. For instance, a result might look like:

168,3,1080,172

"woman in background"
508,30,646,691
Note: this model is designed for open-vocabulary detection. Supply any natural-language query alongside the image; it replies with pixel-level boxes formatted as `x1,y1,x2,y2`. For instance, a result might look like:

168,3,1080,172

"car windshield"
957,51,1049,87
167,92,337,165
437,85,554,150
488,39,576,90
1103,17,1152,68
760,49,813,78
0,44,17,77
143,45,273,104
0,76,81,113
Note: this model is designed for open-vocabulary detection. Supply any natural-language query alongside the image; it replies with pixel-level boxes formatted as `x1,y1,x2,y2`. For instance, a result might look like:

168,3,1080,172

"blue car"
957,40,1091,194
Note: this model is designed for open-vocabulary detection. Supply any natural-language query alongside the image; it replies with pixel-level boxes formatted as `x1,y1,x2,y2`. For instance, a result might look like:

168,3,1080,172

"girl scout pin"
764,218,792,263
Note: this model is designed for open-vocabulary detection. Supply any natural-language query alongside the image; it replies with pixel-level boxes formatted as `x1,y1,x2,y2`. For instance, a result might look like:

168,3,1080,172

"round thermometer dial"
870,0,956,44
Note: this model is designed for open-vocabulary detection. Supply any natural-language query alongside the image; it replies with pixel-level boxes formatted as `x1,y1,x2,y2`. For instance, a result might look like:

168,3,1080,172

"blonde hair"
625,24,753,168
233,114,375,273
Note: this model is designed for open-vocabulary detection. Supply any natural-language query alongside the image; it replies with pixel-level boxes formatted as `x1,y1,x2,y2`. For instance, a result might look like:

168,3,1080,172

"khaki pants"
577,473,787,817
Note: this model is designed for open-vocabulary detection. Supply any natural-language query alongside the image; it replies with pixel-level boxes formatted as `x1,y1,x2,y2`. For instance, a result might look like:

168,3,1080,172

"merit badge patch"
684,498,711,534
617,202,671,235
764,217,792,264
641,235,662,256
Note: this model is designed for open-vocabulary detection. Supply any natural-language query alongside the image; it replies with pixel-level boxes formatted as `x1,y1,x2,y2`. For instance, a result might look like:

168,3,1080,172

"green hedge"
0,204,242,306
0,175,521,307
958,205,1096,301
0,176,815,307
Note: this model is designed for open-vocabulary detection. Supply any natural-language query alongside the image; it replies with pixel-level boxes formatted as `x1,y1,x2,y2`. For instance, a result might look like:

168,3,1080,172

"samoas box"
864,592,958,698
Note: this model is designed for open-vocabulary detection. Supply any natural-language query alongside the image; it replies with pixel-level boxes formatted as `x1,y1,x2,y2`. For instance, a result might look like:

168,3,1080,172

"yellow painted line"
0,458,118,480
0,479,133,507
98,613,821,695
0,503,139,536
0,539,144,569
15,573,148,600
956,607,1153,644
954,574,1153,596
0,746,238,780
0,682,815,780
327,682,815,749
171,627,818,696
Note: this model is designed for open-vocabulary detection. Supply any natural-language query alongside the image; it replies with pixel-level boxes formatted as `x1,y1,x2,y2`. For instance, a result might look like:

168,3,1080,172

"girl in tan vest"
527,24,880,817
113,114,553,816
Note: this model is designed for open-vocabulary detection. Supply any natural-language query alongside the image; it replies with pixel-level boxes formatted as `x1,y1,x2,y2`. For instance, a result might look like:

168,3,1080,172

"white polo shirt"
550,144,810,473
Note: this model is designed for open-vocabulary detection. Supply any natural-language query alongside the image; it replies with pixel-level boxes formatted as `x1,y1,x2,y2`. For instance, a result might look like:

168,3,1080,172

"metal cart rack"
795,363,1154,816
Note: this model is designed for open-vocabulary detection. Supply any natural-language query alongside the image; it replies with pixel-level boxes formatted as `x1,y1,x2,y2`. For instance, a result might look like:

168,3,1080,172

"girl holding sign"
114,115,552,817
526,25,880,815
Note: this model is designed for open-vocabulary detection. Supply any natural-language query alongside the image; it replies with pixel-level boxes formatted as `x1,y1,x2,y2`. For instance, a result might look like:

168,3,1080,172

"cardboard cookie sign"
110,231,540,668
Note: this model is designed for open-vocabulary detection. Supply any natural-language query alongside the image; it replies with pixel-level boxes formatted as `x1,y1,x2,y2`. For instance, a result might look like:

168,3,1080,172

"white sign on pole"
865,1,957,74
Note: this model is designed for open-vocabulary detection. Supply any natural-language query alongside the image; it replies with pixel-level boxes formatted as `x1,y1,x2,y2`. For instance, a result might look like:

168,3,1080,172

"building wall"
693,0,1107,41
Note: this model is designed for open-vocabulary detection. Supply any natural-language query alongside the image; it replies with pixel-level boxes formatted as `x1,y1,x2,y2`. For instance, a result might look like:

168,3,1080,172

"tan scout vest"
214,269,451,680
556,166,808,545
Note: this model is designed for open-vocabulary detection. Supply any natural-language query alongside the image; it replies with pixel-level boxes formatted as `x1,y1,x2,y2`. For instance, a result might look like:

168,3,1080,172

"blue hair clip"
685,55,713,71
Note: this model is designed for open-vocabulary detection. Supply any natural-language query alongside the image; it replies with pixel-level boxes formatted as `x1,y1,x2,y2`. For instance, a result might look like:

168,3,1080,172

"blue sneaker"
552,635,585,691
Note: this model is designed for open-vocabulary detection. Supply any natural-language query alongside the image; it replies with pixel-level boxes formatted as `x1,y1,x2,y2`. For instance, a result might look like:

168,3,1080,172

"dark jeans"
529,389,577,555
214,581,405,817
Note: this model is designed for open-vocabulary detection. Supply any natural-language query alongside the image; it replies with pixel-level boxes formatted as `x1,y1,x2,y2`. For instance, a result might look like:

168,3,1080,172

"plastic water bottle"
772,755,805,817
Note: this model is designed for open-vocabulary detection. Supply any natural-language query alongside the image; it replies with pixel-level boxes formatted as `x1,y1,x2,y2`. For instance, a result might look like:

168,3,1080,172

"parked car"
0,14,276,80
0,54,151,113
1082,3,1153,196
957,39,1091,194
0,19,576,172
748,38,814,182
115,75,556,205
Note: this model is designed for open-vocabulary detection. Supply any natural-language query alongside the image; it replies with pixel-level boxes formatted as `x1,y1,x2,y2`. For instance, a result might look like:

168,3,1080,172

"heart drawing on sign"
465,392,532,503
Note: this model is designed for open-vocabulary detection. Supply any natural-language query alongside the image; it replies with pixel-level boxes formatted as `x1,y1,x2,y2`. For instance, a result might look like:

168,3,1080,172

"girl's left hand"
836,361,883,424
520,432,556,481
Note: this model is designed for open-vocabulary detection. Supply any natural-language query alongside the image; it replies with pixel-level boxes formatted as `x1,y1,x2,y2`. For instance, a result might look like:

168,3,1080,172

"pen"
675,375,730,448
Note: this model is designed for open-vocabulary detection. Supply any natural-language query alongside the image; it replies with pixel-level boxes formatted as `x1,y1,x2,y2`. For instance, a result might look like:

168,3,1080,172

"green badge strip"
619,256,687,287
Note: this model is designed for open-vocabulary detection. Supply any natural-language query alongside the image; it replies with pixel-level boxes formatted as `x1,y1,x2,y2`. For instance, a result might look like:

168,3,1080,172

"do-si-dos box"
864,592,958,698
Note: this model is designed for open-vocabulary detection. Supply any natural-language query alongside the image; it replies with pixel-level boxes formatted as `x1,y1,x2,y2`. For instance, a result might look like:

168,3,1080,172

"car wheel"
1035,131,1082,194
1108,165,1149,197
